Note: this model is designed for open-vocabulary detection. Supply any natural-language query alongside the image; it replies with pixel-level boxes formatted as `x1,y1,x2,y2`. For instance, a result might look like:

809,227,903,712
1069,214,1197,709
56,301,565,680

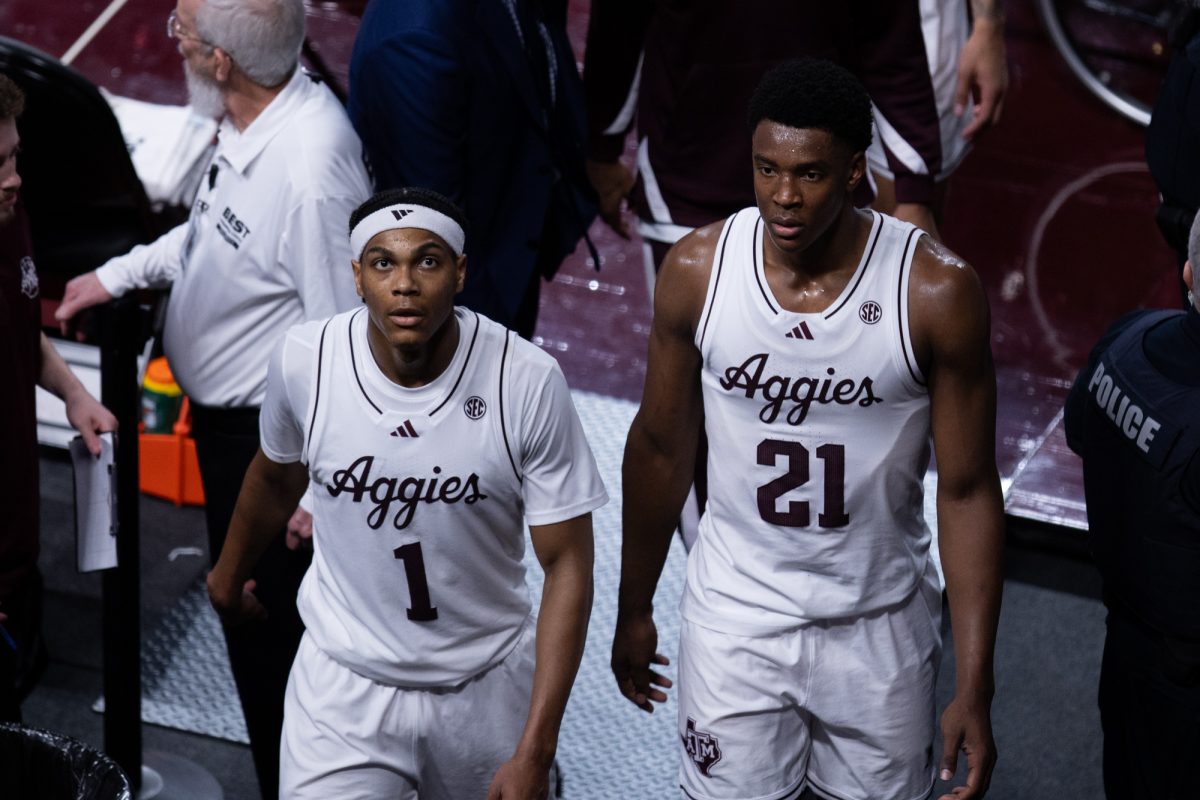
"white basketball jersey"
682,208,932,633
265,307,606,687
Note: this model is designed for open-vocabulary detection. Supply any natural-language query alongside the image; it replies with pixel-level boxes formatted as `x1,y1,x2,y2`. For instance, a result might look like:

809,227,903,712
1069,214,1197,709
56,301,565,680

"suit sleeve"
849,0,942,204
583,0,654,161
351,27,469,204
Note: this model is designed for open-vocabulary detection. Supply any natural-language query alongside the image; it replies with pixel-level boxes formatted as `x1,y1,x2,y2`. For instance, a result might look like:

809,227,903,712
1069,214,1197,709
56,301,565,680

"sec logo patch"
464,396,487,420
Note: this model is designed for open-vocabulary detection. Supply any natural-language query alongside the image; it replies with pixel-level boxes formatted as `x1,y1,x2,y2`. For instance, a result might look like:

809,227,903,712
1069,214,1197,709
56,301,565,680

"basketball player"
208,187,607,799
612,60,1004,800
869,0,1008,222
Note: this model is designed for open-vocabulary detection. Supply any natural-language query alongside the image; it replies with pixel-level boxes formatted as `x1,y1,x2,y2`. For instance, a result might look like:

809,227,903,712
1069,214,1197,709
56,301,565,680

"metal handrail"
1035,0,1154,126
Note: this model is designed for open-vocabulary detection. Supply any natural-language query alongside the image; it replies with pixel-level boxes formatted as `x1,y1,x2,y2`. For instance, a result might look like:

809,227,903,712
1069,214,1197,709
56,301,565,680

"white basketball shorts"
866,0,973,184
677,565,943,800
280,619,539,799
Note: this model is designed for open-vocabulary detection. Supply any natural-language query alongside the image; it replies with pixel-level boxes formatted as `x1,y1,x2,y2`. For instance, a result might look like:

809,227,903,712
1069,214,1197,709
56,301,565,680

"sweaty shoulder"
907,235,989,369
656,219,726,335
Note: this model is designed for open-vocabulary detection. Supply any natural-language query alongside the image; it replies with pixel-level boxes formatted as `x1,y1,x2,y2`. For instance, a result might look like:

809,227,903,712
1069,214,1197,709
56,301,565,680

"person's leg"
806,566,943,800
281,634,418,800
420,621,547,798
191,405,310,800
1099,605,1200,800
675,619,809,800
0,568,46,723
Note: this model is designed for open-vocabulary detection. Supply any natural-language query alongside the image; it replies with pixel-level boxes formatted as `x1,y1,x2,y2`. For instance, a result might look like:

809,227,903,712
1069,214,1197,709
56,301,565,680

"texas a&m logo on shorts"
682,717,722,777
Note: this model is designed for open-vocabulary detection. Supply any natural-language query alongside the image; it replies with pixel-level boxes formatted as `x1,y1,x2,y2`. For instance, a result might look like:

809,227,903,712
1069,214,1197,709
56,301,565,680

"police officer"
1064,211,1200,800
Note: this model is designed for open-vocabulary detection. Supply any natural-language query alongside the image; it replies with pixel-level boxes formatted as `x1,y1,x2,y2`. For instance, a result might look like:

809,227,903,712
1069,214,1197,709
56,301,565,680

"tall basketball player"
612,60,1004,800
208,187,607,799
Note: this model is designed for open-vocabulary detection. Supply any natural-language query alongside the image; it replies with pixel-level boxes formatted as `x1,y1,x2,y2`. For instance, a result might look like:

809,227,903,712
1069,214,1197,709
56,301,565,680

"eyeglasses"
166,9,208,44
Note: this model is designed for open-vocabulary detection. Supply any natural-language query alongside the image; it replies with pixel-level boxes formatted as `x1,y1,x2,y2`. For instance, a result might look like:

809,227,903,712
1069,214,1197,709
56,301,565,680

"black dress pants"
191,405,310,800
0,568,46,723
1099,603,1200,800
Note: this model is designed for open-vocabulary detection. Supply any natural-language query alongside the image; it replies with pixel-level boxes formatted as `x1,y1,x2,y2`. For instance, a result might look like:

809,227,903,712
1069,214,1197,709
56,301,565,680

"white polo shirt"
97,69,371,407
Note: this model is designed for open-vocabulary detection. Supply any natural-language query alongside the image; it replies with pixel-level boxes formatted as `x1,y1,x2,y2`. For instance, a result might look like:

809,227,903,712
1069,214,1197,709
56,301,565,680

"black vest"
1077,311,1200,639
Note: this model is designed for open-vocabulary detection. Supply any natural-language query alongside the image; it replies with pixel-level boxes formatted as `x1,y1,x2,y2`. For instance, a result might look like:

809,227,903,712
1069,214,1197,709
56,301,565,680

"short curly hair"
349,186,470,248
0,74,25,121
747,59,873,153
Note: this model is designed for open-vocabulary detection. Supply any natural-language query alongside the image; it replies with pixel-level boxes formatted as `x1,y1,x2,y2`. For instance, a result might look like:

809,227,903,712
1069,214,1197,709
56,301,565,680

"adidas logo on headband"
351,203,467,259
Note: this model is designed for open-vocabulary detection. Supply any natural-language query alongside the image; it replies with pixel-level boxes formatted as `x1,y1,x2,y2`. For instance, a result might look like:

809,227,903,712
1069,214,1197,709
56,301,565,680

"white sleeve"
514,355,609,527
259,325,317,464
95,222,189,296
281,194,363,319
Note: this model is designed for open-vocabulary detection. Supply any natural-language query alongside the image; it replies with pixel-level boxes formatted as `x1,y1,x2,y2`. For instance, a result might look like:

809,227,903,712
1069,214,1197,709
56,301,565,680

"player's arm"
206,450,307,625
612,225,714,712
488,513,594,799
37,332,117,456
207,331,310,623
910,239,1003,800
956,0,1008,141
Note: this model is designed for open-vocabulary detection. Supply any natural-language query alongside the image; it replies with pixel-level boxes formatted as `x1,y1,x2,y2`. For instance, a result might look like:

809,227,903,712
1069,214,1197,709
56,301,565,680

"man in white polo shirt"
54,1,370,797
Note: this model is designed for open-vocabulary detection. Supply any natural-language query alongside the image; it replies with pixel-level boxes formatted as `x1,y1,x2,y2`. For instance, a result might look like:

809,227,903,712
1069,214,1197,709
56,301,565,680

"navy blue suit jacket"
348,0,597,330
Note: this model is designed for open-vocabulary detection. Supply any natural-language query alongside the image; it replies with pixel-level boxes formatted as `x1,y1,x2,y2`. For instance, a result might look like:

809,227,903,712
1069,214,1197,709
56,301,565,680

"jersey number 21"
756,438,849,528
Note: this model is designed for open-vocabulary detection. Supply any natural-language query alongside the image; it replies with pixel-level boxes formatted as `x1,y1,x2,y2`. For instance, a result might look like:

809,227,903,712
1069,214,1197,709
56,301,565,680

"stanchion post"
98,296,143,791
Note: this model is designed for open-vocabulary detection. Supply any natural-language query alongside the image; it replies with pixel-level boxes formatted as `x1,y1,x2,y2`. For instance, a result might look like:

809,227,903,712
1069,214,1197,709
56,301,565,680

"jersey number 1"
393,542,438,621
756,439,849,528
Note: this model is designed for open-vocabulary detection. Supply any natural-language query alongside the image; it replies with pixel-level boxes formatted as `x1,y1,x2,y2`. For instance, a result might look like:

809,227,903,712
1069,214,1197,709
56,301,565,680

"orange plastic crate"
138,397,205,506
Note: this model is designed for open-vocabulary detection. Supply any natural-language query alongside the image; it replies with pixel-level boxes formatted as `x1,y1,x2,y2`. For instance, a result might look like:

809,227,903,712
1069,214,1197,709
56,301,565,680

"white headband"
350,204,466,260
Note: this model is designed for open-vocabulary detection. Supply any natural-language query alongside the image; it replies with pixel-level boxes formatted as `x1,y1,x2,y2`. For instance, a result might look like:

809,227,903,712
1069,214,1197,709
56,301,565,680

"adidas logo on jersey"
389,420,419,438
785,322,814,340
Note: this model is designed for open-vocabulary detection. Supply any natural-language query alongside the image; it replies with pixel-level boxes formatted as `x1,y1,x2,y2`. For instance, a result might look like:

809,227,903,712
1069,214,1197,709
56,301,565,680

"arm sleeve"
95,222,190,296
582,0,654,161
281,194,363,318
514,356,608,527
1064,311,1145,453
259,328,315,464
849,0,941,203
352,27,468,203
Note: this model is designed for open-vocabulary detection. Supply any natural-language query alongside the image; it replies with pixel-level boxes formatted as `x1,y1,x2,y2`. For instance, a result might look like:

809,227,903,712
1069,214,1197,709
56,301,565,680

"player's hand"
893,203,941,242
56,272,113,339
485,755,550,800
954,17,1008,142
611,611,673,713
586,158,636,240
206,573,268,627
285,506,313,550
64,388,117,457
936,691,997,799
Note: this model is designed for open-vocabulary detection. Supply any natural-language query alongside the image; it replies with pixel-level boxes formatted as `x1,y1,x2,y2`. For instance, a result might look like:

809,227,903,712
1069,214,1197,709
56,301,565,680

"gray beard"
184,62,226,120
